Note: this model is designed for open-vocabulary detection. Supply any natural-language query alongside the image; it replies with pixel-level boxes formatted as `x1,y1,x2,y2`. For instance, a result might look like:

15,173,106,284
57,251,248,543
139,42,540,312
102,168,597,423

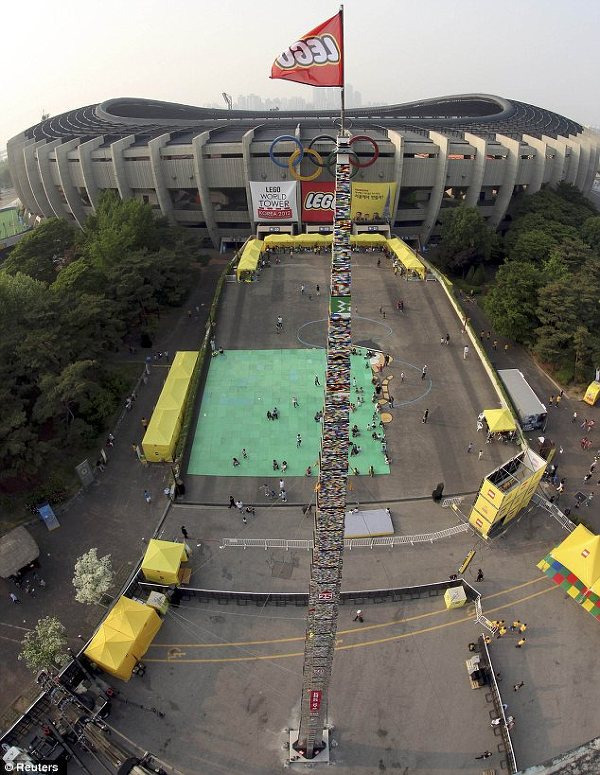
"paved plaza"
2,249,599,773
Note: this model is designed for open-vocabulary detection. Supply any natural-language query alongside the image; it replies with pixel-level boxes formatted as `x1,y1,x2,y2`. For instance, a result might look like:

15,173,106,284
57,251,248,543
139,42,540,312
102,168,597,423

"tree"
436,206,493,272
72,548,113,604
581,216,600,252
19,616,68,673
508,229,556,265
2,218,76,283
534,278,580,367
483,261,543,343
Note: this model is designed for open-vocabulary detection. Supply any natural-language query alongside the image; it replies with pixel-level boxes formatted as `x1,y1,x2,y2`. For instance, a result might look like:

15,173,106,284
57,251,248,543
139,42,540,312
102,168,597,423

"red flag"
270,12,343,87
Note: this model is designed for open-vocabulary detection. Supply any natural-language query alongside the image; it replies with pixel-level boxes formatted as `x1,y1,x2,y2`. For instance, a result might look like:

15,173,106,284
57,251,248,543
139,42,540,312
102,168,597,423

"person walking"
478,449,483,461
421,365,428,380
262,485,270,497
141,417,149,430
493,340,498,350
282,461,288,473
9,592,20,604
476,568,484,582
232,457,240,467
143,489,152,504
513,681,525,691
556,394,562,407
292,396,299,408
463,345,469,359
510,620,522,631
519,623,527,634
445,333,450,345
549,395,554,407
300,284,305,295
421,409,429,424
368,465,374,477
316,284,320,296
475,752,492,760
296,433,302,447
279,478,285,492
353,609,364,622
389,396,395,408
400,371,405,383
280,489,288,503
572,411,577,423
229,495,236,508
314,375,321,386
467,442,474,454
516,637,526,648
181,526,189,540
242,448,248,459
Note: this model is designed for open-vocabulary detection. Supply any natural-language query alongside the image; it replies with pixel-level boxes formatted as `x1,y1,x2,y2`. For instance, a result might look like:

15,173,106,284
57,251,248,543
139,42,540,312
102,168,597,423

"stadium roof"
22,94,584,148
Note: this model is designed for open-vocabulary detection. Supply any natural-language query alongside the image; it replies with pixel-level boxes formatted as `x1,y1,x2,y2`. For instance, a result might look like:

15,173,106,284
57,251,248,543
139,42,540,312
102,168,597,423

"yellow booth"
482,408,517,433
104,596,162,652
263,233,294,247
141,539,188,585
84,597,162,681
236,239,263,280
85,625,138,681
351,233,387,246
583,381,600,406
387,238,426,279
142,351,198,462
538,524,600,622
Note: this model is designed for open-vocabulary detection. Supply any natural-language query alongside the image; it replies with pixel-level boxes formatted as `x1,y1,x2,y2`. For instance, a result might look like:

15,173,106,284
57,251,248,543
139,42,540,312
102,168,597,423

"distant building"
8,93,600,250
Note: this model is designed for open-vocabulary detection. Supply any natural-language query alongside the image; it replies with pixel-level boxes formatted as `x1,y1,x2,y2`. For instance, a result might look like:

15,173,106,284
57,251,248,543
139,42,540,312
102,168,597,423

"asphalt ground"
2,248,599,773
180,254,509,506
0,257,227,723
107,505,600,774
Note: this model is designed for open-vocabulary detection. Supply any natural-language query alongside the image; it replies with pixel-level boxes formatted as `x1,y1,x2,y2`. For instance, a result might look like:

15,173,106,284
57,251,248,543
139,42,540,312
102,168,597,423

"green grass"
0,208,28,240
188,349,390,477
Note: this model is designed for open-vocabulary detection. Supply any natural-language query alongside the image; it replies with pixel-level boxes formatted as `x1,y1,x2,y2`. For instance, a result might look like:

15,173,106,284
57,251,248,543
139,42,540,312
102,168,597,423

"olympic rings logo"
269,134,379,181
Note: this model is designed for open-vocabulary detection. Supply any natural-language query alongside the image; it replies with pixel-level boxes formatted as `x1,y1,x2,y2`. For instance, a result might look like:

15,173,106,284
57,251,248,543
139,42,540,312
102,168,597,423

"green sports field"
0,208,28,240
187,349,390,477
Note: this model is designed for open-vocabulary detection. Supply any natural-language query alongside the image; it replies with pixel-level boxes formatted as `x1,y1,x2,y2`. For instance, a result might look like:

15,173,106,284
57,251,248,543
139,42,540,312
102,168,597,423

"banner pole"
340,4,345,135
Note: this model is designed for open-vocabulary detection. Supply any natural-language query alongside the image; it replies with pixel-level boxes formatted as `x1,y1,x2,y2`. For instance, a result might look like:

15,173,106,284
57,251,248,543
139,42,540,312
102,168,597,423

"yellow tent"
141,539,188,585
583,381,600,406
351,233,387,244
263,233,294,244
483,408,517,433
552,524,600,588
295,233,320,245
236,239,264,279
104,597,162,658
386,238,426,279
84,624,138,681
317,233,333,244
142,351,199,462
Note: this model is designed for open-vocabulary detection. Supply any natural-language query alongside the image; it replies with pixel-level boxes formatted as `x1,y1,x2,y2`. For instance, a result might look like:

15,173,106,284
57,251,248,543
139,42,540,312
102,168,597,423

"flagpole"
339,4,345,135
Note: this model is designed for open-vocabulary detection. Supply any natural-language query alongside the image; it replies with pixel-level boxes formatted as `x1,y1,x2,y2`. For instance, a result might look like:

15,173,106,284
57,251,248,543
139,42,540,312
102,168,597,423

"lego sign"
309,690,322,712
301,181,335,223
250,181,298,222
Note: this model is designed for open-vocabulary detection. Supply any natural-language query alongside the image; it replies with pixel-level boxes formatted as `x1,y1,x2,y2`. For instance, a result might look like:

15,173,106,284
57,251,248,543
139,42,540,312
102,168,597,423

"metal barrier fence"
132,577,480,609
220,523,471,551
479,634,518,774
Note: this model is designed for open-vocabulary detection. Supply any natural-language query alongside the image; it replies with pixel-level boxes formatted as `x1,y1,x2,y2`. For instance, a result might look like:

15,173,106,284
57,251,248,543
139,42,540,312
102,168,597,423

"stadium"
7,93,600,250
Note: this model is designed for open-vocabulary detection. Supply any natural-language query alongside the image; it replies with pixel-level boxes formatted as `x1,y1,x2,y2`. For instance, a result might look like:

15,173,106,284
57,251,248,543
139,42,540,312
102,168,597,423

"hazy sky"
3,0,599,149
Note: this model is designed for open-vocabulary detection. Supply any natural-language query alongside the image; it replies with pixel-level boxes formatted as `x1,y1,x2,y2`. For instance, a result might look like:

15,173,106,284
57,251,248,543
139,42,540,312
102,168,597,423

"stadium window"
125,156,150,162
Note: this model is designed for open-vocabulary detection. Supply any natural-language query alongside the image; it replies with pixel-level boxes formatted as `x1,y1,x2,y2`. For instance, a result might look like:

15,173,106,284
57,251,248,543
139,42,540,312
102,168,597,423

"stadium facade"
7,94,600,249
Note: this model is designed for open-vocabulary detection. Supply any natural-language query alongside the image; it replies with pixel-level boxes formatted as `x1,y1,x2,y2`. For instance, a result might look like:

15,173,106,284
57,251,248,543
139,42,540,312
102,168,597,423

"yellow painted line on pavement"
150,575,546,649
144,583,557,664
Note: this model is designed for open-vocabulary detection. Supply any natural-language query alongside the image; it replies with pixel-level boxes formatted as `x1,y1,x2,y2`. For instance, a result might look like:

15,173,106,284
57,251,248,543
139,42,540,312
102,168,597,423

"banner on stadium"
270,12,343,88
301,181,335,223
250,181,298,222
350,182,396,222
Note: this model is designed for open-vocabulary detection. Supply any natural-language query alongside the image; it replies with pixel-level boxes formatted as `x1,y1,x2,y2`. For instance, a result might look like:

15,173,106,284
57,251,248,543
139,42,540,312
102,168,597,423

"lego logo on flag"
276,35,340,70
330,296,351,315
318,590,333,601
309,690,322,712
